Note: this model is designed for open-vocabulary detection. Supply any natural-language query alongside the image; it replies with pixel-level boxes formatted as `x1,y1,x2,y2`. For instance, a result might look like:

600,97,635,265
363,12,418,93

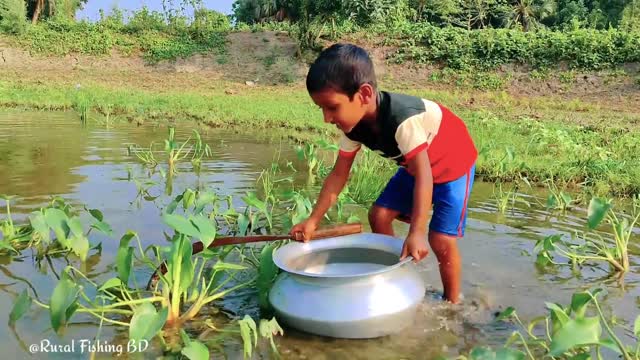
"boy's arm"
306,154,356,226
289,153,356,242
401,149,432,260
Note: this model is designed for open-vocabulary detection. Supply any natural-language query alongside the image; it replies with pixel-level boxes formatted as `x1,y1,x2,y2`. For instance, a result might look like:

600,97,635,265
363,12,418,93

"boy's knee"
428,231,458,256
368,206,394,228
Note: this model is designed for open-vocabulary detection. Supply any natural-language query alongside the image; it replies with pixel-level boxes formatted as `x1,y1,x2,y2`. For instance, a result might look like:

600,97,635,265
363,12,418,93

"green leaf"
547,303,570,324
570,292,593,318
179,328,191,345
182,189,196,210
181,339,209,360
259,317,284,338
560,192,572,206
45,208,70,247
50,276,80,333
536,252,551,266
190,215,216,248
547,194,557,209
166,194,183,214
116,232,136,284
29,212,50,243
547,302,570,335
239,315,258,358
549,317,602,356
527,316,547,335
9,289,32,326
495,348,525,360
496,307,515,321
634,315,640,337
237,214,249,236
596,337,623,354
469,347,494,359
129,303,168,343
213,261,247,271
91,221,113,236
70,235,89,261
259,317,284,353
178,239,195,295
544,235,561,251
162,213,201,238
194,191,217,214
587,198,611,230
257,244,279,311
88,209,104,222
243,192,266,211
98,278,124,292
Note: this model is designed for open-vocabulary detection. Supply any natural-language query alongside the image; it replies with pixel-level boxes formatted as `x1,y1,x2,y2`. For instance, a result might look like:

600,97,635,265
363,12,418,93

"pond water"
0,110,638,359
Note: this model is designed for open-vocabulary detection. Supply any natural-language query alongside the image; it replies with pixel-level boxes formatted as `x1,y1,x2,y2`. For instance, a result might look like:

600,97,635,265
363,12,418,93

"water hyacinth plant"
535,196,639,274
544,179,576,211
127,126,212,175
0,195,112,260
9,187,286,358
459,288,640,360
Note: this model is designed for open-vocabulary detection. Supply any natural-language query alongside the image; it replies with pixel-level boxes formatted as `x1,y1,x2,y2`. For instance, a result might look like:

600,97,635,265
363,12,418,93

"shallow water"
0,110,638,359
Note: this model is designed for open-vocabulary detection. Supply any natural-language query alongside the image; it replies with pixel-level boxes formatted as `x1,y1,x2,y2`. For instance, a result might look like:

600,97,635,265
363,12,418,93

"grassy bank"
0,76,638,198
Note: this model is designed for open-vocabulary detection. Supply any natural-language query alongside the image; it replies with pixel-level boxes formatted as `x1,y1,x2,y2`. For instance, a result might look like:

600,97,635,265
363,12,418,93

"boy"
289,43,477,304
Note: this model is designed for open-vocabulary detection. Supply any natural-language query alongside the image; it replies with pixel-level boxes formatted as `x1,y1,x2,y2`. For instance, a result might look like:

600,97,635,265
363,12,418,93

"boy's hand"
289,219,319,242
400,233,429,262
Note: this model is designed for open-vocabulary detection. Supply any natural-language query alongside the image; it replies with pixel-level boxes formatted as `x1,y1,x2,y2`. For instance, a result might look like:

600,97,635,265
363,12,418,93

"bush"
9,6,229,63
0,0,28,35
96,7,126,32
190,9,230,43
22,20,117,55
125,6,167,34
391,23,640,71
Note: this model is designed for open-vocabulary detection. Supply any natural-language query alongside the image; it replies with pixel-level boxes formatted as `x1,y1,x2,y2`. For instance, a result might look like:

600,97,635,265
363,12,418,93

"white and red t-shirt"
338,91,477,184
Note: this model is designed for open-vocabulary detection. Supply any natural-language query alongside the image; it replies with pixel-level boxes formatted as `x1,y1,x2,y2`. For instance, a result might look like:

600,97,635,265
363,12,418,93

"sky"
77,0,235,21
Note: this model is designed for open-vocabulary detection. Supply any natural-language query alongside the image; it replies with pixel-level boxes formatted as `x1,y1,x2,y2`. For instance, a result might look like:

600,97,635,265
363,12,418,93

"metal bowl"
269,232,426,339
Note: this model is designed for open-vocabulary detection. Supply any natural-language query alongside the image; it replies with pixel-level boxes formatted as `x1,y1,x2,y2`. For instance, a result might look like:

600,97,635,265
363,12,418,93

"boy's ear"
357,84,375,104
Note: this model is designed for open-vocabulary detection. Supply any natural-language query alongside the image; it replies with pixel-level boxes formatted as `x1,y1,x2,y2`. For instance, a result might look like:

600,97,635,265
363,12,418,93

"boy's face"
310,86,373,134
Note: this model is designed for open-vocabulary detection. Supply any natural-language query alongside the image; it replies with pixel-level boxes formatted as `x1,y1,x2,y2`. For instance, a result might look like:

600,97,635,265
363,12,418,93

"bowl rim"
272,232,414,278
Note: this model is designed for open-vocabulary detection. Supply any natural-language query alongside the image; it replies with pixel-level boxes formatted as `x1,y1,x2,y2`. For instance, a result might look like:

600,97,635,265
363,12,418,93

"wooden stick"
145,223,363,290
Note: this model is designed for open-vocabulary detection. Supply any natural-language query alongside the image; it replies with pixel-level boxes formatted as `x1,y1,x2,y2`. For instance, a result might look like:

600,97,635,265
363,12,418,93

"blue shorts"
374,164,475,237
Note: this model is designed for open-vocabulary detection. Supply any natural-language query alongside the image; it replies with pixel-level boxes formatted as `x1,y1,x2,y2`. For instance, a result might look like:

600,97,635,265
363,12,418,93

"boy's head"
306,43,377,133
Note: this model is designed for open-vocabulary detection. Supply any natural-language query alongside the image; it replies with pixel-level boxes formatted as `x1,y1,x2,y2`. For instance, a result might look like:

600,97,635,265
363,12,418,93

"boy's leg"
428,231,462,303
429,164,475,304
369,167,414,236
369,205,400,236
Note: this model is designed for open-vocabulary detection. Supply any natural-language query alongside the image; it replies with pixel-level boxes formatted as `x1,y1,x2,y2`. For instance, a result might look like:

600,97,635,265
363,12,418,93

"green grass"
0,78,638,198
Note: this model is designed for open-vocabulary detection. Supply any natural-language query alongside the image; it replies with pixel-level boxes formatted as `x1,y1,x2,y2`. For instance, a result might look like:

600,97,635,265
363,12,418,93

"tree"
27,0,88,24
454,0,504,29
505,0,556,30
0,0,28,34
232,0,280,24
620,0,640,30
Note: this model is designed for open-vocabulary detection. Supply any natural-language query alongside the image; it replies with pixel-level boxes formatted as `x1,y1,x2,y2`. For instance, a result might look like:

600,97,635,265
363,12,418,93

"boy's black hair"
306,43,377,99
